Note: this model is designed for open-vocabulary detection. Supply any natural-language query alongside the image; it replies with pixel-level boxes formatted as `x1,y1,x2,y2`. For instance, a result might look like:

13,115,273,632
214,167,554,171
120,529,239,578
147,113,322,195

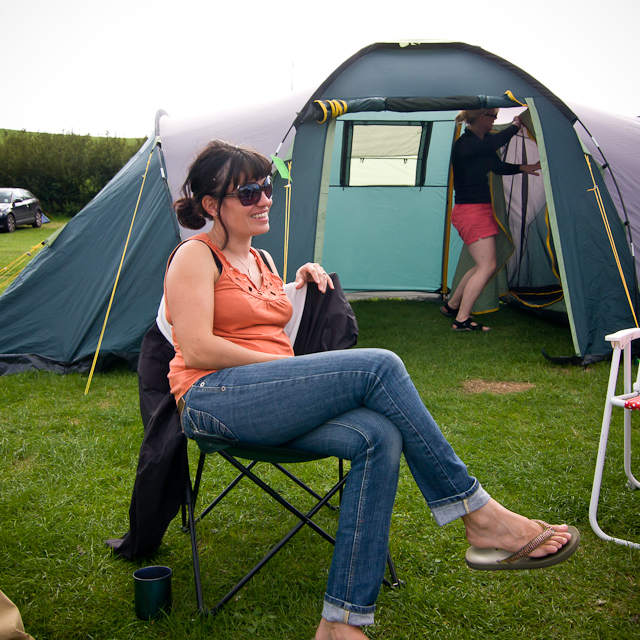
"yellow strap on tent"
315,99,348,123
508,289,564,309
282,161,292,283
544,207,562,282
85,147,155,394
504,90,526,107
331,100,347,119
315,101,329,124
585,154,639,327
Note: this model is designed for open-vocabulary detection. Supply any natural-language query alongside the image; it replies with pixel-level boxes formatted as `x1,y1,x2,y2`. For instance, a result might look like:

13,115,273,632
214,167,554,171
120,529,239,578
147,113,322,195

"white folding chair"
589,328,640,549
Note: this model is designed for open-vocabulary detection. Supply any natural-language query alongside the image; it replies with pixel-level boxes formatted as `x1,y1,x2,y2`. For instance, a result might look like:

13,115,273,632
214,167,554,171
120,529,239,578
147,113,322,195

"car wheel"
32,211,42,228
4,214,16,233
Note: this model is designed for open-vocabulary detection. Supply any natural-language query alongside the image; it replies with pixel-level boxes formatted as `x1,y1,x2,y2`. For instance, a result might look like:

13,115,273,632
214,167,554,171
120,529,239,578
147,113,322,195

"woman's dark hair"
173,140,272,244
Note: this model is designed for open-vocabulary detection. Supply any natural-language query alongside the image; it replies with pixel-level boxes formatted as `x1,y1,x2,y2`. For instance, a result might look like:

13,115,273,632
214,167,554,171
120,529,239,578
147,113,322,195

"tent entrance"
320,111,462,292
497,122,563,311
450,115,568,318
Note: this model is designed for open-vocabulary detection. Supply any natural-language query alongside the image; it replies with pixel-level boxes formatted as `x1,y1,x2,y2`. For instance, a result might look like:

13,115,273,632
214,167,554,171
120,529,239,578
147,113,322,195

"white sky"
3,0,638,138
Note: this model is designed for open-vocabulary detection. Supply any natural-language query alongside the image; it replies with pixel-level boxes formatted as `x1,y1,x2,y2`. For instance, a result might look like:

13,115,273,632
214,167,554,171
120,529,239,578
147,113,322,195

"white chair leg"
623,408,640,489
589,345,640,549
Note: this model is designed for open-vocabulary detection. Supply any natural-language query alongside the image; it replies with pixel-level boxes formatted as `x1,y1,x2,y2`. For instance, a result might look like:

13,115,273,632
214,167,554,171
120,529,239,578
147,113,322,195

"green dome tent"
0,41,637,373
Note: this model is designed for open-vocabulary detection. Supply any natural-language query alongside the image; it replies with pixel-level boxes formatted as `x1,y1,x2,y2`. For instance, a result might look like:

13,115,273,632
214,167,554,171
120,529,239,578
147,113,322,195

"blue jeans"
182,348,490,626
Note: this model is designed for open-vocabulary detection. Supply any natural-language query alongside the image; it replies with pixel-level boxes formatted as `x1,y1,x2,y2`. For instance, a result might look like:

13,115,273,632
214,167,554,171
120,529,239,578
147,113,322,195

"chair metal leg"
220,451,338,544
621,342,640,490
195,460,259,525
207,466,348,616
623,405,640,490
186,449,402,616
185,474,205,612
589,344,640,549
385,551,403,587
273,462,340,511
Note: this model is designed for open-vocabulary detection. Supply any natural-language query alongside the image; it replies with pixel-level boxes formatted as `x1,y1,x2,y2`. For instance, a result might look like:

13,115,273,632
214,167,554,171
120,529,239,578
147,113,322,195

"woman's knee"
357,348,407,379
331,408,403,460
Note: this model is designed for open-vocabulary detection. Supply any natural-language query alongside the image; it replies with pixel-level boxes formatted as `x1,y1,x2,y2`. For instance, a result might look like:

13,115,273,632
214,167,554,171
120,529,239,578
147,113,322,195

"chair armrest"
605,328,640,350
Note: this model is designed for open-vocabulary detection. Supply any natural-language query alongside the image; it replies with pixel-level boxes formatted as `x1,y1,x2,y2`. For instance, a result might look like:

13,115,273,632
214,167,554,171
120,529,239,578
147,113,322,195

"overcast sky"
4,0,638,138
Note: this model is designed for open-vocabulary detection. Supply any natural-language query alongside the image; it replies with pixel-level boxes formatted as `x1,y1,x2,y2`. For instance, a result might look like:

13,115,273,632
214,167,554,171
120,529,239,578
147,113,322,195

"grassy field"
1,246,639,638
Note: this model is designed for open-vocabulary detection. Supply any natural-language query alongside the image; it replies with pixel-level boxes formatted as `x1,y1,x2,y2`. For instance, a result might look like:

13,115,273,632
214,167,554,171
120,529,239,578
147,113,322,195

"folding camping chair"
183,430,402,615
589,328,640,549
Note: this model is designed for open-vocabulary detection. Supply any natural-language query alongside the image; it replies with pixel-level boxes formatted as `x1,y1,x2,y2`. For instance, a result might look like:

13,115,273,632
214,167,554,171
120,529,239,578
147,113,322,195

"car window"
24,191,35,199
0,190,12,203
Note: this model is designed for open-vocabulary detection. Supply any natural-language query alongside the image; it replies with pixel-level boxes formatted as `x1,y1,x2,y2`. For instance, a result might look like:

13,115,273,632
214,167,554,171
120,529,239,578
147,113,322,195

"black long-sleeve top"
452,124,521,204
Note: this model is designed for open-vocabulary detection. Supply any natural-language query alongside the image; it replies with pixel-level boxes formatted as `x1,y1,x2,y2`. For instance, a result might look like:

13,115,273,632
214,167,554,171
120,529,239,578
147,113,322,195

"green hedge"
0,130,145,217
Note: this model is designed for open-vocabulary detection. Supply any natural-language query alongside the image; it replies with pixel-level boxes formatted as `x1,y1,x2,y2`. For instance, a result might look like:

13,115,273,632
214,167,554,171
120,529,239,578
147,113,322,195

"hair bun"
174,197,207,230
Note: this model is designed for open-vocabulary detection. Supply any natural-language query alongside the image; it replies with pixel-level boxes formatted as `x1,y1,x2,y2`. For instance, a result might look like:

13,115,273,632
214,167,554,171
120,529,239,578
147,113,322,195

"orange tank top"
166,233,294,400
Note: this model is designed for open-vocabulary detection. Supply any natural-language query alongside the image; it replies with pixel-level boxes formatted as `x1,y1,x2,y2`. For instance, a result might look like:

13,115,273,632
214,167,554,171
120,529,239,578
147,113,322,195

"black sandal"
452,318,491,332
440,301,458,317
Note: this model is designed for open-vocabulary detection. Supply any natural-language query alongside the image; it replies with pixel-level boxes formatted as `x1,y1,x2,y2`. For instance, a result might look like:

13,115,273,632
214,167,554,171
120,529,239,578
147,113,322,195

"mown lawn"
1,296,639,639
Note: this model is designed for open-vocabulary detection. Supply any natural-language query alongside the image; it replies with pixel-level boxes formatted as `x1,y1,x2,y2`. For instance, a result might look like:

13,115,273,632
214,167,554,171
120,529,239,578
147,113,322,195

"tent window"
340,122,432,187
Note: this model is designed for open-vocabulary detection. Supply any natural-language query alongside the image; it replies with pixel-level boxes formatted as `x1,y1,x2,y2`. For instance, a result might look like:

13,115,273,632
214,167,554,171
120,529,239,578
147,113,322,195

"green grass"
1,300,640,638
0,218,67,294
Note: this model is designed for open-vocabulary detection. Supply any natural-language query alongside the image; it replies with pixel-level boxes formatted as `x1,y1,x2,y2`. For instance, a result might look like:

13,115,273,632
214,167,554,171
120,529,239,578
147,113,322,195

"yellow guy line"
0,242,47,289
282,161,292,283
85,147,155,394
585,154,638,327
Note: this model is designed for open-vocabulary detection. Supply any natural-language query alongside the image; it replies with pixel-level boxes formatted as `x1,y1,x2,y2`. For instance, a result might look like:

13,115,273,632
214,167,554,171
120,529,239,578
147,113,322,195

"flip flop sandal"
465,520,581,571
440,301,458,317
452,318,490,332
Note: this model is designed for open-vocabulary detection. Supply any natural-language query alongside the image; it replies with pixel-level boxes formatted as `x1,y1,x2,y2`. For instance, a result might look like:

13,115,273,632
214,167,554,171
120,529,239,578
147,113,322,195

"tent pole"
441,124,461,298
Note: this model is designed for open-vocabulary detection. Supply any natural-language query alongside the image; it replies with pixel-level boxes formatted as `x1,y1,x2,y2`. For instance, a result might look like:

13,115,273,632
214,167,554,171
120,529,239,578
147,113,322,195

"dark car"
0,188,43,232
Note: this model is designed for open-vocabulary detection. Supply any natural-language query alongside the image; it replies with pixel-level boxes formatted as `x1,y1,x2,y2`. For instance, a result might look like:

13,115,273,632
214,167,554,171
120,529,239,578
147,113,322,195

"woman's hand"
294,263,335,293
519,160,541,176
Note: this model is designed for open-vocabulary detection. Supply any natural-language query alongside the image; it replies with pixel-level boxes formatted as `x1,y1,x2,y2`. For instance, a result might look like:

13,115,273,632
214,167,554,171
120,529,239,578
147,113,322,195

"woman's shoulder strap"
256,248,274,274
167,233,222,271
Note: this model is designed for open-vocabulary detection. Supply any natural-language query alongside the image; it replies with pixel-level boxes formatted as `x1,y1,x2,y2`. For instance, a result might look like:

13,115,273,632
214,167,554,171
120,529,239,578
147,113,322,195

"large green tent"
0,41,636,372
259,42,637,362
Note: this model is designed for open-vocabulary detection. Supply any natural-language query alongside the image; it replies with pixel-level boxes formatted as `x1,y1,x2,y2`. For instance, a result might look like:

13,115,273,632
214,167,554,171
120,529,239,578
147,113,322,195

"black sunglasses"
227,176,273,206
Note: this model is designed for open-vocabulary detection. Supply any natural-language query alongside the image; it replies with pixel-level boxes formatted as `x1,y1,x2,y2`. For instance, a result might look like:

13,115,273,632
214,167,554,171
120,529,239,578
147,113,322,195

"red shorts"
451,203,500,245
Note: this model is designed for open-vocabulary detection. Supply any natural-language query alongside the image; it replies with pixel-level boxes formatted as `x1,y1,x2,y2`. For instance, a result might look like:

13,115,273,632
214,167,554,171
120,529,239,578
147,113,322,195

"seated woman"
165,140,579,640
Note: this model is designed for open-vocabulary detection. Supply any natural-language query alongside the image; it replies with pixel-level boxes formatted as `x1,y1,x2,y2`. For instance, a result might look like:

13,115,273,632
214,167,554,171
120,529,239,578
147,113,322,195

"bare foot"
315,617,368,640
462,498,572,558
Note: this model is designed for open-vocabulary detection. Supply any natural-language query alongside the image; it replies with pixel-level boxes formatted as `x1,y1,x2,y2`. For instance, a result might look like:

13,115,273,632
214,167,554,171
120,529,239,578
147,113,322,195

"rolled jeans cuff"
429,479,491,526
322,595,375,626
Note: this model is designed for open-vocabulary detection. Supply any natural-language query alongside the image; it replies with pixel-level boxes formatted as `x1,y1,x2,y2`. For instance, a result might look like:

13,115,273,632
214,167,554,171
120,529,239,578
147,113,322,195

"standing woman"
166,141,576,640
441,109,541,331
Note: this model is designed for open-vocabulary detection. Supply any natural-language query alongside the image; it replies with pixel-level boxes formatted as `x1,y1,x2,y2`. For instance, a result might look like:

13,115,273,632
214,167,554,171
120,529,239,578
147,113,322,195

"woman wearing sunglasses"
165,141,577,640
441,109,541,331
